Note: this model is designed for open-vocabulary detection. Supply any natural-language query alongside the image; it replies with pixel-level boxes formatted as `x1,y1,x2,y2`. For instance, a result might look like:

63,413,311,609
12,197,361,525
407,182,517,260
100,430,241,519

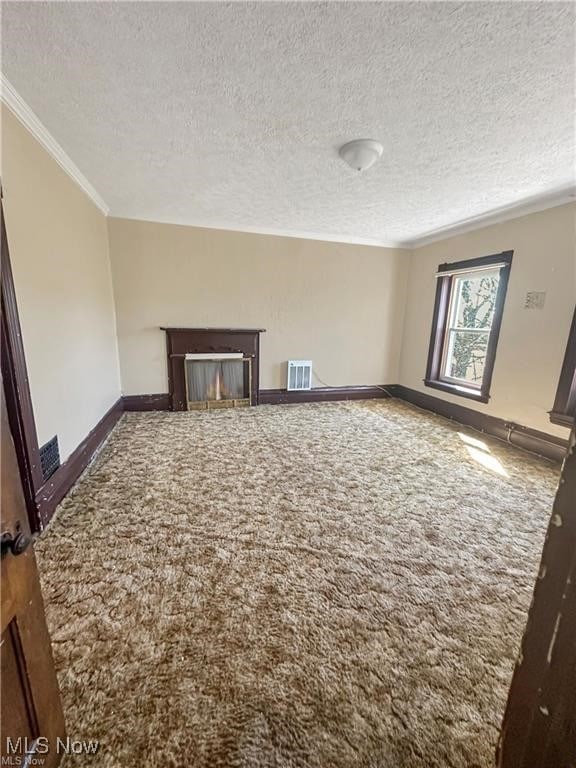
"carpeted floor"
36,400,559,768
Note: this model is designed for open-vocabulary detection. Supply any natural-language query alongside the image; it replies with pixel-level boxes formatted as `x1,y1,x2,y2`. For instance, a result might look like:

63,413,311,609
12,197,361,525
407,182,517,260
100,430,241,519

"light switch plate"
524,291,546,309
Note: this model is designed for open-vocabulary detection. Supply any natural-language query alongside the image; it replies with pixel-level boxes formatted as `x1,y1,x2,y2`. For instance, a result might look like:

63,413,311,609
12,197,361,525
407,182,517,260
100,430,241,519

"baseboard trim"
549,410,575,429
35,398,123,528
122,388,394,409
123,393,171,411
259,385,393,405
390,385,568,463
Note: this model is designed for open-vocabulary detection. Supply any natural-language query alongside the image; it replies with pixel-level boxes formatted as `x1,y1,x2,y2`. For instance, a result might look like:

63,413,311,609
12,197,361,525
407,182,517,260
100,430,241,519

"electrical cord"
312,370,396,399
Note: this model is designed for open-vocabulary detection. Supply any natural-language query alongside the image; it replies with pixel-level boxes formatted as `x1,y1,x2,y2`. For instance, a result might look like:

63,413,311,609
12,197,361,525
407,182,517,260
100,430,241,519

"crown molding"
403,185,576,248
1,74,110,215
109,213,409,249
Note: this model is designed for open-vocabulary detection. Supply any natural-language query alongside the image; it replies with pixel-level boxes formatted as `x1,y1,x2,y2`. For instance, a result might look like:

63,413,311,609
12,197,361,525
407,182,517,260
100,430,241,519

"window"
425,251,513,403
550,306,576,427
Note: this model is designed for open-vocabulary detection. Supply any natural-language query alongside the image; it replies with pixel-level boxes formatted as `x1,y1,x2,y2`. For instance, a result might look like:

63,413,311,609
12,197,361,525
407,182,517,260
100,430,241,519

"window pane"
445,330,490,384
451,271,500,330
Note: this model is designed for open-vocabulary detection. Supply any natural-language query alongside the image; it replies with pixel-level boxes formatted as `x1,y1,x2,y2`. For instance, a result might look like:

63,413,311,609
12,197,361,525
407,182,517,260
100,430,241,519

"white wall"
399,203,576,438
107,217,410,394
1,107,121,461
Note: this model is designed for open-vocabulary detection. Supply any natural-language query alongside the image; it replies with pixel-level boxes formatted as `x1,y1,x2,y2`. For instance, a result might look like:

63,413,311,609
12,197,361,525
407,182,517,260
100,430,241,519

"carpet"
35,400,559,768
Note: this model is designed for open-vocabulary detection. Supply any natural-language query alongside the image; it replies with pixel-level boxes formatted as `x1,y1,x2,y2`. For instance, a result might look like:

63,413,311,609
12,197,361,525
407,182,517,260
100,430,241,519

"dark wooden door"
1,377,65,766
498,429,576,767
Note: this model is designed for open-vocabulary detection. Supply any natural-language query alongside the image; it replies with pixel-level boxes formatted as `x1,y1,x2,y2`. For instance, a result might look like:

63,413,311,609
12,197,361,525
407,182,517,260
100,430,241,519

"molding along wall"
389,386,567,463
1,107,122,464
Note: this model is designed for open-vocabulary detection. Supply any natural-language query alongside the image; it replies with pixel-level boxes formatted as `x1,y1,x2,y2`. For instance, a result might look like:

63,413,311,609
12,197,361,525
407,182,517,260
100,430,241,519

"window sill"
424,379,489,403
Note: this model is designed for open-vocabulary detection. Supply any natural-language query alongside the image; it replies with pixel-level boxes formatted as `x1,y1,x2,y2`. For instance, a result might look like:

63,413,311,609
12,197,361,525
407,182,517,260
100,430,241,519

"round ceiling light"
339,139,383,172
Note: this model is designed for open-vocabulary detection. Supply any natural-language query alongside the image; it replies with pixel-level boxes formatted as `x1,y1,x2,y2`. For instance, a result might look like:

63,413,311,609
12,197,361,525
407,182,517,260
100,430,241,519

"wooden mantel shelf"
161,327,266,333
162,327,265,410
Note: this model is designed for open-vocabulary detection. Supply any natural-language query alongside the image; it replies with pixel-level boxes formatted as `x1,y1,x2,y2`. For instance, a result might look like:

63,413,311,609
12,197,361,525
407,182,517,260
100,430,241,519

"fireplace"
161,328,265,411
185,354,252,409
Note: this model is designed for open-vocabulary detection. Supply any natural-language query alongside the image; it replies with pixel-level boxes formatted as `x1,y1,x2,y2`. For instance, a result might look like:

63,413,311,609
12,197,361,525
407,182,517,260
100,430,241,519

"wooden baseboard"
390,385,568,463
123,393,171,411
549,410,575,429
259,385,394,405
35,398,123,528
122,388,394,408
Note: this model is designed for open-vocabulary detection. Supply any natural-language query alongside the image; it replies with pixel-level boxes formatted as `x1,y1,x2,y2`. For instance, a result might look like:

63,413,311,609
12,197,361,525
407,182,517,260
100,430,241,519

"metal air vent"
287,360,312,391
40,435,60,481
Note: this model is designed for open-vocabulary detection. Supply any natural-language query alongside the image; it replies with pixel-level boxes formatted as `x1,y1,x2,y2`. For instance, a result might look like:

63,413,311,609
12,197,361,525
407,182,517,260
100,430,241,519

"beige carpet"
36,400,559,768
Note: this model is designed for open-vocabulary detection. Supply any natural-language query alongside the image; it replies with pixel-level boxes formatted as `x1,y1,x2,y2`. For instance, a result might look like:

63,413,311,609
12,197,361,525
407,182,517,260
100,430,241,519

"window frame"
425,250,513,403
550,306,576,428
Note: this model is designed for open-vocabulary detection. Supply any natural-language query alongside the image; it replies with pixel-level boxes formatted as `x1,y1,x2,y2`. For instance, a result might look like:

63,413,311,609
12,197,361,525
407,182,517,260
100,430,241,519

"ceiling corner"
1,74,110,216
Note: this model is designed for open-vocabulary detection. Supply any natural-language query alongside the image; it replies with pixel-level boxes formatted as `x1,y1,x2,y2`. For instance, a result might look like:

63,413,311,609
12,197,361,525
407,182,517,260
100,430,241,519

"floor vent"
287,360,312,391
40,435,60,481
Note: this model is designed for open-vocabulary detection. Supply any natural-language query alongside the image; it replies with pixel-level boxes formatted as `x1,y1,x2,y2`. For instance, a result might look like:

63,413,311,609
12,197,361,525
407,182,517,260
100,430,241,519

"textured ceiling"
2,1,575,245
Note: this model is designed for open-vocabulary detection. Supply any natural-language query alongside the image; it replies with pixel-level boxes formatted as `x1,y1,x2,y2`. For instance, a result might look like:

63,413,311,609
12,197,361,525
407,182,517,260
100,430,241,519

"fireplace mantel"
161,327,266,334
161,327,265,410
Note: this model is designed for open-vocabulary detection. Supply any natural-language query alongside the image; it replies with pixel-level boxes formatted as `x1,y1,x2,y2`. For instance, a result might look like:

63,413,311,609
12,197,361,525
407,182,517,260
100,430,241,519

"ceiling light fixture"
339,139,383,172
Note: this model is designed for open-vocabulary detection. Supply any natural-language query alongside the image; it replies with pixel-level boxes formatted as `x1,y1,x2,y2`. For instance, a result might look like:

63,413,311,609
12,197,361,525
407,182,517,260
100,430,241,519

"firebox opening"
184,354,252,410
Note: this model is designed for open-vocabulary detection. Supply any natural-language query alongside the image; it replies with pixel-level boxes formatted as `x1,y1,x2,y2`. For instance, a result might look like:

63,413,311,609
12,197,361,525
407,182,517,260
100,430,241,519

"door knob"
1,527,32,557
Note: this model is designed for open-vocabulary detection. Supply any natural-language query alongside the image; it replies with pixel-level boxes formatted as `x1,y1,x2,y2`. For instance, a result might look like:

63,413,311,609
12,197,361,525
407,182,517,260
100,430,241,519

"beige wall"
1,107,121,461
399,203,576,438
107,217,409,394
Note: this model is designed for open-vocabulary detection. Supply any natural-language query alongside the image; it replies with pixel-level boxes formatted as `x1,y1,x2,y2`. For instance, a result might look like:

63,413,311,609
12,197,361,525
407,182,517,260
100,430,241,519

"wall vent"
287,360,312,391
40,435,60,481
